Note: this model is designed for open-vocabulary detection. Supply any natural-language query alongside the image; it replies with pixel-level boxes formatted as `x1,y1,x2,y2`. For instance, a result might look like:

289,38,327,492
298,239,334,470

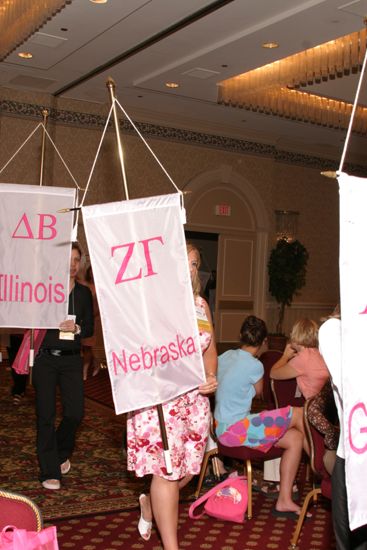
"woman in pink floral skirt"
127,242,218,550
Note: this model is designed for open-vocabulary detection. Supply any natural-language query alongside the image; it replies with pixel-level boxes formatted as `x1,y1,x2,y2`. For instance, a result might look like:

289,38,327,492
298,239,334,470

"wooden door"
215,233,256,344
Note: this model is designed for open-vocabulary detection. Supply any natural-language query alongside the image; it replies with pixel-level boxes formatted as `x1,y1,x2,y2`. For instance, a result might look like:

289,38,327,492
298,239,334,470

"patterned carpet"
0,363,336,549
53,498,335,550
0,365,145,520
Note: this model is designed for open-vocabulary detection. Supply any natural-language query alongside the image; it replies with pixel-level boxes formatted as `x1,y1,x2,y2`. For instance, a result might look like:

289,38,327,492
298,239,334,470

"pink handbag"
0,526,59,550
189,473,248,523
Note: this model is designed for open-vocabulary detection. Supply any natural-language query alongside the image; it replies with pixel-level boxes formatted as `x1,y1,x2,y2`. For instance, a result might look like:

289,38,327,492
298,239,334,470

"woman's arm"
254,377,263,398
198,299,218,395
270,343,298,380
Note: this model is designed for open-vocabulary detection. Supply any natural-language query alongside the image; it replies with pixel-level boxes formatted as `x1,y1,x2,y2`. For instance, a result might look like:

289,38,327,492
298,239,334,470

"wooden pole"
106,78,130,200
30,109,49,383
105,78,172,474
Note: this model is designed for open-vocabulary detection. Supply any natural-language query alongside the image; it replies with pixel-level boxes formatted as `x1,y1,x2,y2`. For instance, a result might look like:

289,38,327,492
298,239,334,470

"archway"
183,165,270,342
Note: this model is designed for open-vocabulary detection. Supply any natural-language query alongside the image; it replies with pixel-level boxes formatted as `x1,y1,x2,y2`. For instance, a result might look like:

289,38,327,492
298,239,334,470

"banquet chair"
216,441,283,519
270,377,305,408
289,397,332,549
259,349,283,409
195,350,286,518
194,424,221,498
194,426,283,519
0,489,43,532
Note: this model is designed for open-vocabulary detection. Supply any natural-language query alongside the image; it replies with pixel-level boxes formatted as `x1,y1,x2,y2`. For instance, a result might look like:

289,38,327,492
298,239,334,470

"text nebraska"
111,334,197,375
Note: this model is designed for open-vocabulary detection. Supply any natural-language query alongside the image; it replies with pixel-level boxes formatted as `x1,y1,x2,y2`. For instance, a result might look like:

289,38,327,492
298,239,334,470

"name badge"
196,306,211,333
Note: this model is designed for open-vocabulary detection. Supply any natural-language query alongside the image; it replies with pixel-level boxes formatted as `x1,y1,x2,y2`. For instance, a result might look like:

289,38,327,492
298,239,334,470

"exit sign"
215,204,231,216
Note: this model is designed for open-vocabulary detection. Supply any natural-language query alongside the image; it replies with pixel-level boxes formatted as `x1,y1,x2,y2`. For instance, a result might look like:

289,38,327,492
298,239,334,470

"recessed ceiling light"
165,82,179,89
18,52,33,59
89,0,108,3
262,42,279,49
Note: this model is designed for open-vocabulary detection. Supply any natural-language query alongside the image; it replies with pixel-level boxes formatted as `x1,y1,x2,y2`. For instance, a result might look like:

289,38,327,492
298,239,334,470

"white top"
318,317,344,458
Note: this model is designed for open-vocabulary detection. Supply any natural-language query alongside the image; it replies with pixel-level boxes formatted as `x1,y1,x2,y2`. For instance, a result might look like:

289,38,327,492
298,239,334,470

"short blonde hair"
290,318,319,348
186,242,201,296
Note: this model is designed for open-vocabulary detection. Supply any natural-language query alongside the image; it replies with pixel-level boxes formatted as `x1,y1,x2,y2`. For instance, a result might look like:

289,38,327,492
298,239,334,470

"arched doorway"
183,165,269,343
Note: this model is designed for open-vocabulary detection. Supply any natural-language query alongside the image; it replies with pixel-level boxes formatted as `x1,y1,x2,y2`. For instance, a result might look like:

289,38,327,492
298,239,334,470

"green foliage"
268,239,309,334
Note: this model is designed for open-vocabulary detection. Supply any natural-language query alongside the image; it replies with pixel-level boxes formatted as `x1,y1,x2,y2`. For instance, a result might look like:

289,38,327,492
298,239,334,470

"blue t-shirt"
214,348,264,436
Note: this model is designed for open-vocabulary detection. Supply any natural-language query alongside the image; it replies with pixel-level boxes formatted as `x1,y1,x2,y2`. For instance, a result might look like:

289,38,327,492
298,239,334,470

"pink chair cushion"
0,492,42,531
217,441,283,462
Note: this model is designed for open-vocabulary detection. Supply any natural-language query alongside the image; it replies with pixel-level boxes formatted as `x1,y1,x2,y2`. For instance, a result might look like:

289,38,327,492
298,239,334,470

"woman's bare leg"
274,427,303,513
178,474,193,490
139,474,193,545
289,406,310,455
150,475,179,550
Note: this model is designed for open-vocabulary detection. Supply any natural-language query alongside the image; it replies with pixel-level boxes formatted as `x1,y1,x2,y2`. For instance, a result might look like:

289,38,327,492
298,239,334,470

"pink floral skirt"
127,389,210,480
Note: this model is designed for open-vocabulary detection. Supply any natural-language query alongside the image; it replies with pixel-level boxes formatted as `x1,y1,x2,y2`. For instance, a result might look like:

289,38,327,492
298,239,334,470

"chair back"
304,398,328,478
0,490,43,532
271,377,305,408
259,350,283,409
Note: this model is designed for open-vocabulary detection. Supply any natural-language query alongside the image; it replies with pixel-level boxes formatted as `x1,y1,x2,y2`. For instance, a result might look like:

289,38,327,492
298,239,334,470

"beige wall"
0,87,344,335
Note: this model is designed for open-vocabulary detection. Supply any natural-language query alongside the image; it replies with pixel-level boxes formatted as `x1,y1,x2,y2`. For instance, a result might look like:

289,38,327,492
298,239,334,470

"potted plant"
267,238,309,348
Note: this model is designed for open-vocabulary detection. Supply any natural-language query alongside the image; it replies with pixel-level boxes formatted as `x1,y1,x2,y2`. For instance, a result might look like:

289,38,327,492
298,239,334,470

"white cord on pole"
0,121,81,191
80,102,114,207
338,35,367,174
115,98,182,195
41,125,82,190
0,123,43,175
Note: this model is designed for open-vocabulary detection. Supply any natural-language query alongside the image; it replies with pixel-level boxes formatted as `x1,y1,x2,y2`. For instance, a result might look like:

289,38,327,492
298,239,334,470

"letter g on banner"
348,402,367,454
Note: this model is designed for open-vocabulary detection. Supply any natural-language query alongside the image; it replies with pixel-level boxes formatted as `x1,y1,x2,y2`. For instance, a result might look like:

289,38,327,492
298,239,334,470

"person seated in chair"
214,315,308,518
270,318,329,400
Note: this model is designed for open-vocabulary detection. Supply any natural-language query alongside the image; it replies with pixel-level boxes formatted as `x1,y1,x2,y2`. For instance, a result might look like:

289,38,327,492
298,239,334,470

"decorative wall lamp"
275,210,299,242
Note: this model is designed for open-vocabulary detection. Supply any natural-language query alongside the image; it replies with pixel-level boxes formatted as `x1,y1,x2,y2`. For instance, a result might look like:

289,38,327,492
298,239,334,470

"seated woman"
214,315,306,517
270,318,329,400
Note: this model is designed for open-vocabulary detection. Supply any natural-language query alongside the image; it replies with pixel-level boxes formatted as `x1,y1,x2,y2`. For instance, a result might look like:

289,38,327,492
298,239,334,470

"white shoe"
42,479,61,490
61,459,71,475
138,494,152,541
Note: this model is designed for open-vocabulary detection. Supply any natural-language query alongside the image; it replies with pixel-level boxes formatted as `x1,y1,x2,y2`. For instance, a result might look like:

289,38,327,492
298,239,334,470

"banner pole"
29,109,49,383
106,78,130,200
105,78,172,474
39,109,49,187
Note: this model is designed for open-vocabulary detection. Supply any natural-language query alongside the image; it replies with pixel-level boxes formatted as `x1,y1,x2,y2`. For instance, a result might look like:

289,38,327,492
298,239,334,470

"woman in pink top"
270,318,329,399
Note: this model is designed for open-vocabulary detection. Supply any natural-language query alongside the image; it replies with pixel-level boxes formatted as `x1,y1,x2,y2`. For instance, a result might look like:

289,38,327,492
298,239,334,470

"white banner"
339,172,367,530
0,184,76,329
82,193,206,415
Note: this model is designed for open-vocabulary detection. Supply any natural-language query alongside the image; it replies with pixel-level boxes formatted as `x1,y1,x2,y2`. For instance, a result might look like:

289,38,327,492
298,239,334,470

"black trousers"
332,455,367,550
7,335,27,396
32,352,84,482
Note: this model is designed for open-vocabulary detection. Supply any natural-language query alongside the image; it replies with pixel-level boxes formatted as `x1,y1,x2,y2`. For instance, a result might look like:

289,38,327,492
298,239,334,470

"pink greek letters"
12,213,57,240
112,236,164,284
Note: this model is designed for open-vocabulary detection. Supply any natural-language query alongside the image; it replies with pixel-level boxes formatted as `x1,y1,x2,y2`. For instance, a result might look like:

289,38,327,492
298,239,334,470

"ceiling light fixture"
89,0,108,3
262,42,279,49
165,82,179,88
218,27,367,133
18,52,33,59
0,1,70,61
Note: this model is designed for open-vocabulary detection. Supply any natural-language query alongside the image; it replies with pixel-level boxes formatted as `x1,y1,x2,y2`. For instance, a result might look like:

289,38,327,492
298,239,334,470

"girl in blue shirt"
215,315,306,517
